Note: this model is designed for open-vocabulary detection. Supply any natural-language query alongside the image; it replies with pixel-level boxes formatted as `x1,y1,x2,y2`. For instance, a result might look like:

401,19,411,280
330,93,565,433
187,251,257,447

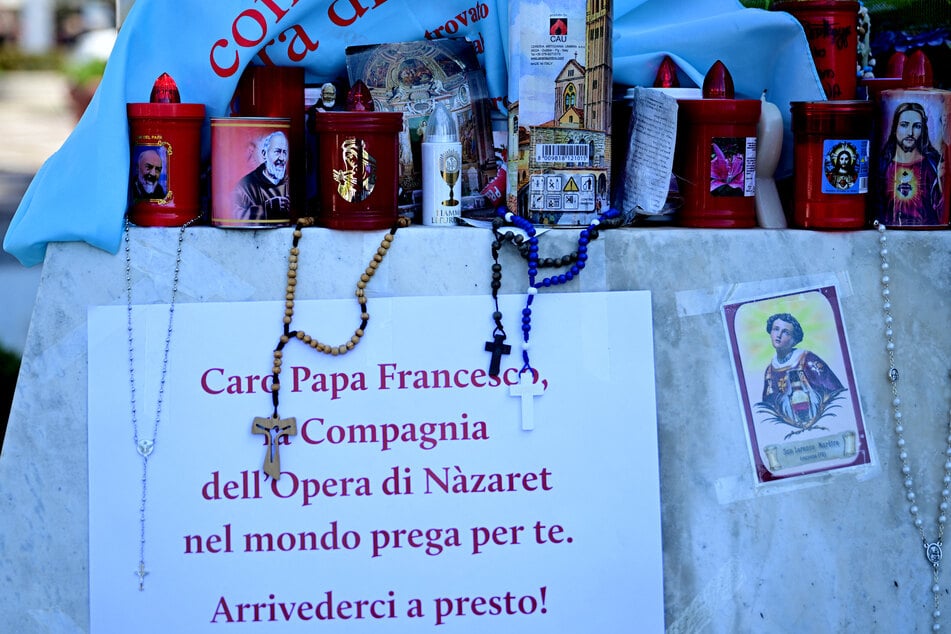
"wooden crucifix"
252,416,297,480
484,333,511,377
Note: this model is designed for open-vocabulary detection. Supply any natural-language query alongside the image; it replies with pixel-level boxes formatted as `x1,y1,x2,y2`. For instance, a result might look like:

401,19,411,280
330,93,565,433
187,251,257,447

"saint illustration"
757,312,846,438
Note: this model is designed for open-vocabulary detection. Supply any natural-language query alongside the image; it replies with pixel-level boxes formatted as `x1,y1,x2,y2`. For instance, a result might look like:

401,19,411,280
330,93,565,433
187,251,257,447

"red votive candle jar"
127,73,205,226
675,61,760,228
791,100,873,229
310,81,402,230
232,65,305,223
772,0,859,100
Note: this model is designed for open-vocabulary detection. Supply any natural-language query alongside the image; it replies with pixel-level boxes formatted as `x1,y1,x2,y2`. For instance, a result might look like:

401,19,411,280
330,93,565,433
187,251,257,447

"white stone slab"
1,225,950,633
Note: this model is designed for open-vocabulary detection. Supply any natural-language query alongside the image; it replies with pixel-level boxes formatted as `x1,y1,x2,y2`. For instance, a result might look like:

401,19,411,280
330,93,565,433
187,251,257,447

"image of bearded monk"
131,148,167,200
233,130,290,221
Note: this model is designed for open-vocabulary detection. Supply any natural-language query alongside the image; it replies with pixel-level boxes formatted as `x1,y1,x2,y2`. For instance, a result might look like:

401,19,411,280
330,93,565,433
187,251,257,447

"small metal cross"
136,561,148,591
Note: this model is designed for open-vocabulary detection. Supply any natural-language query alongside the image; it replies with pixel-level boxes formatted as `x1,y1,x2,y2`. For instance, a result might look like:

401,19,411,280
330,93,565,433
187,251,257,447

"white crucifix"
510,374,545,431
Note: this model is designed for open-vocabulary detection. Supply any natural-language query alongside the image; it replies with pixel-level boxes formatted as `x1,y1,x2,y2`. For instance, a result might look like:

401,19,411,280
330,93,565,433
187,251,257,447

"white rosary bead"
898,436,906,445
887,341,896,351
884,301,892,311
940,514,947,524
895,411,903,420
881,261,890,271
906,478,915,488
945,475,951,485
901,450,909,461
936,609,943,619
896,425,904,434
882,287,891,297
886,328,894,338
882,274,890,284
912,504,920,515
908,491,917,501
935,583,942,593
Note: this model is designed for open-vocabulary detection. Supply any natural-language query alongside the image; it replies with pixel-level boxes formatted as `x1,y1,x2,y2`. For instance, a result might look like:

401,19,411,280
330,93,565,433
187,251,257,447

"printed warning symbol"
564,177,580,193
580,175,594,192
546,175,561,192
530,175,545,193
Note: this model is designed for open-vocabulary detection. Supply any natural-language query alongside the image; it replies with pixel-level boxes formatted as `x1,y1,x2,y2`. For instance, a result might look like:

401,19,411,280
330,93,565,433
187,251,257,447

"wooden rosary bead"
269,218,407,420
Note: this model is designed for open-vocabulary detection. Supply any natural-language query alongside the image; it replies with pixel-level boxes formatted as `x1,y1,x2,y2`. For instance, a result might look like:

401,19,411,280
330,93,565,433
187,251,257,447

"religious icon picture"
130,143,170,202
210,117,292,228
872,89,950,227
822,139,867,194
722,284,871,484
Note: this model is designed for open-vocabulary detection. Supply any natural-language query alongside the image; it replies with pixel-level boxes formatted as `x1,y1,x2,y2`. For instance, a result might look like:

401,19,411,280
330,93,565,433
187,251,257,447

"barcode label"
535,144,589,163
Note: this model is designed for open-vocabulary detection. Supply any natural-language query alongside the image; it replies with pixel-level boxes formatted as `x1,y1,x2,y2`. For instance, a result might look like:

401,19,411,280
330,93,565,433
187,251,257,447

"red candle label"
331,137,378,203
821,139,869,194
131,137,172,204
874,89,950,228
211,118,292,228
710,137,756,197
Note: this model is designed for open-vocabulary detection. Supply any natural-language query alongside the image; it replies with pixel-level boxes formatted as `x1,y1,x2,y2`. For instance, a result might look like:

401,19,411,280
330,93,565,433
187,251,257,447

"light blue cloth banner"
4,0,823,267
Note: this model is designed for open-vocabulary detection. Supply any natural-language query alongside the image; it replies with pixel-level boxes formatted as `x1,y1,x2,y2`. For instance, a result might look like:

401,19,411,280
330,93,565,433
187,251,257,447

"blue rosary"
487,207,622,428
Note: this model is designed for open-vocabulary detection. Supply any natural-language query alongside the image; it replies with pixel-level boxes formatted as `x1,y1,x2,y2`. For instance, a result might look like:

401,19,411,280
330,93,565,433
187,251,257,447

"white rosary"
877,221,951,631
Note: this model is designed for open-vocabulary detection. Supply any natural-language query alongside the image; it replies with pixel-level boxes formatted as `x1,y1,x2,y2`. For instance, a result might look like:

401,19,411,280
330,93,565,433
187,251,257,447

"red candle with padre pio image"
126,73,205,226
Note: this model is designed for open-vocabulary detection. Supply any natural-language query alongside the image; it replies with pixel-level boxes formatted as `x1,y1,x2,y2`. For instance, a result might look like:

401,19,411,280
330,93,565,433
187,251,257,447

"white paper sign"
88,292,661,632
